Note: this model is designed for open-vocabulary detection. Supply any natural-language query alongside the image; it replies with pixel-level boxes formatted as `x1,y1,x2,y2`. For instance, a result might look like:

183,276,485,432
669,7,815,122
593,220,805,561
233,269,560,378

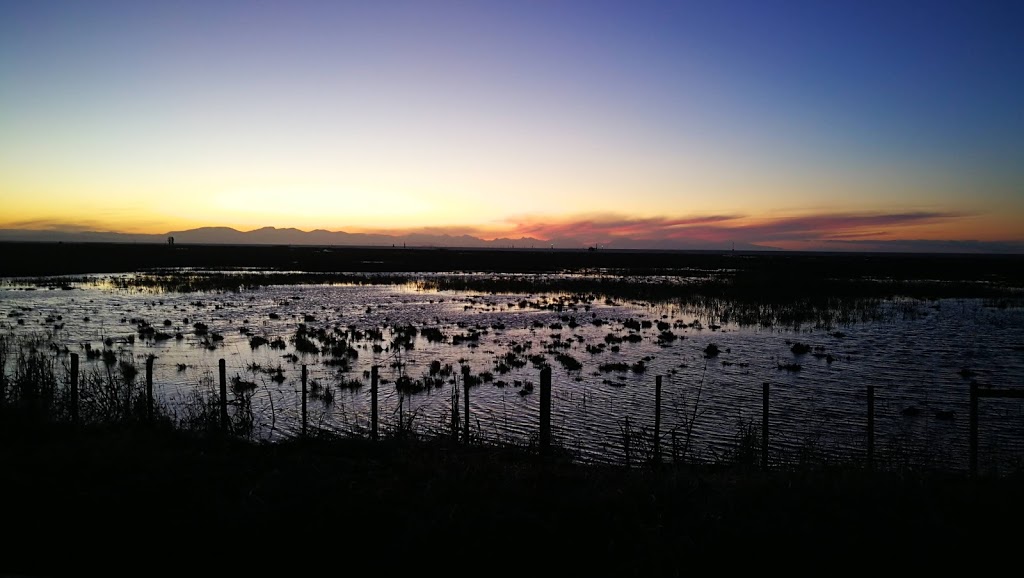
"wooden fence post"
762,382,769,470
671,430,678,464
540,366,551,454
301,365,308,438
70,352,79,424
451,377,459,443
969,381,978,478
219,359,227,432
654,375,662,465
866,385,875,471
462,366,471,444
371,366,378,441
0,342,5,409
145,355,154,424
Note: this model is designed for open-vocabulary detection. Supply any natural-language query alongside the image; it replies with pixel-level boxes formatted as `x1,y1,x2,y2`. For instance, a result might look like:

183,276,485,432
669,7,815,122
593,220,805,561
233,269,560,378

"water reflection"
2,273,1023,473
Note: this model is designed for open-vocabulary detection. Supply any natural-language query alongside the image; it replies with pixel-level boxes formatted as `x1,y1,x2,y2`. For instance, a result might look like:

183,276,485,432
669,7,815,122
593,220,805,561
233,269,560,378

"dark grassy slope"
2,424,1022,575
3,241,1023,282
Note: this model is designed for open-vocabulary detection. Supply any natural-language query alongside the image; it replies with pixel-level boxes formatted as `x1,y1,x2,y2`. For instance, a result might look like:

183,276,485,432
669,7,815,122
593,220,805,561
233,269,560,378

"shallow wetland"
4,249,1023,474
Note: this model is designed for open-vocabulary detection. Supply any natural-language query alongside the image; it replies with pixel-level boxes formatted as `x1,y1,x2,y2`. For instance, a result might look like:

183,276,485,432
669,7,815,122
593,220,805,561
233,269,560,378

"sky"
1,0,1022,251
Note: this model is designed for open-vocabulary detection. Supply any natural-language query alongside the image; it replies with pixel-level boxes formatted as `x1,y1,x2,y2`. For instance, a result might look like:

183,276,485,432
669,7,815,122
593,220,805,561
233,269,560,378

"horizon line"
2,238,1023,259
0,222,1021,255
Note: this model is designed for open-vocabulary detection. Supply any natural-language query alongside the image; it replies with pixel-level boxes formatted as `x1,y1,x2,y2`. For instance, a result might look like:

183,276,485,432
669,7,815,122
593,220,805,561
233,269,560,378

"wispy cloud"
737,212,960,241
489,211,969,249
819,230,892,240
504,214,742,242
1,218,113,232
348,225,492,238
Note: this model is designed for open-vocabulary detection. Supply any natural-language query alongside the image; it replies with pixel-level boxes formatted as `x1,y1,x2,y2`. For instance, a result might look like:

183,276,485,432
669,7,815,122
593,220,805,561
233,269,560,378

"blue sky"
1,0,1021,250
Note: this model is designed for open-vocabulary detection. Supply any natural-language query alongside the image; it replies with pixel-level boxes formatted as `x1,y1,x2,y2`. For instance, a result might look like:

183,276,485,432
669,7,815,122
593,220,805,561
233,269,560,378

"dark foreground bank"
2,422,1022,575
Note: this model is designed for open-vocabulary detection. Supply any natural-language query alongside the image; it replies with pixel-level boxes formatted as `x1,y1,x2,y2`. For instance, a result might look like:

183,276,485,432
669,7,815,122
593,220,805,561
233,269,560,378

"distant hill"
0,226,760,251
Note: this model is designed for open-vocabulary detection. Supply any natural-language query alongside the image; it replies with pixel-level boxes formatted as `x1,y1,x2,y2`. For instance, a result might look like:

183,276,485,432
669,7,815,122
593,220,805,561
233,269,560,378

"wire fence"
3,341,1022,476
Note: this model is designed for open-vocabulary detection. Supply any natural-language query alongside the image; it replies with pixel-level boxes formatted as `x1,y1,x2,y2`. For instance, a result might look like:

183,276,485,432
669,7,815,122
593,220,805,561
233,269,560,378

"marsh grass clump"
172,370,256,438
527,354,547,368
421,327,446,342
270,366,286,383
292,329,320,355
323,357,351,369
721,419,762,468
230,374,257,393
790,342,811,355
338,377,363,390
555,353,583,372
308,379,334,408
429,360,454,378
451,331,481,346
174,377,222,434
4,344,60,421
656,330,678,344
494,351,527,373
618,416,658,468
517,380,534,396
77,355,149,424
395,375,426,394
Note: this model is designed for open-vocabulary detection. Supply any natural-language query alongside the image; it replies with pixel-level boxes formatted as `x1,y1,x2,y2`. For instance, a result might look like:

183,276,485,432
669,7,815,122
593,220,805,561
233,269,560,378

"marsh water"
3,271,1024,473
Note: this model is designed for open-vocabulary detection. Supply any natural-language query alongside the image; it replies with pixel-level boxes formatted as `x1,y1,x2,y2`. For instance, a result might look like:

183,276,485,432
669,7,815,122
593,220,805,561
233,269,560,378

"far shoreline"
2,241,1023,282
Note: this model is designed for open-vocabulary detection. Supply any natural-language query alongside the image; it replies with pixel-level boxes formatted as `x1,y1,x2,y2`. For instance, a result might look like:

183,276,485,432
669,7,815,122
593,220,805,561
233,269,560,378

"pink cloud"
503,214,743,243
488,211,966,249
330,211,972,249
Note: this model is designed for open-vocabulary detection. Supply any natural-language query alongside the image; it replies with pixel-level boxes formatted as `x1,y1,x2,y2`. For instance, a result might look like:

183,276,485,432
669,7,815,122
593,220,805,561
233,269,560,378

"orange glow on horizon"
3,209,1017,254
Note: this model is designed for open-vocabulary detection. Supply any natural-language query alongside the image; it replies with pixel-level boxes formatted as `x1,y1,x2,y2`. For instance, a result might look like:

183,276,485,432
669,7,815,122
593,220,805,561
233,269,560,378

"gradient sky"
1,0,1022,251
